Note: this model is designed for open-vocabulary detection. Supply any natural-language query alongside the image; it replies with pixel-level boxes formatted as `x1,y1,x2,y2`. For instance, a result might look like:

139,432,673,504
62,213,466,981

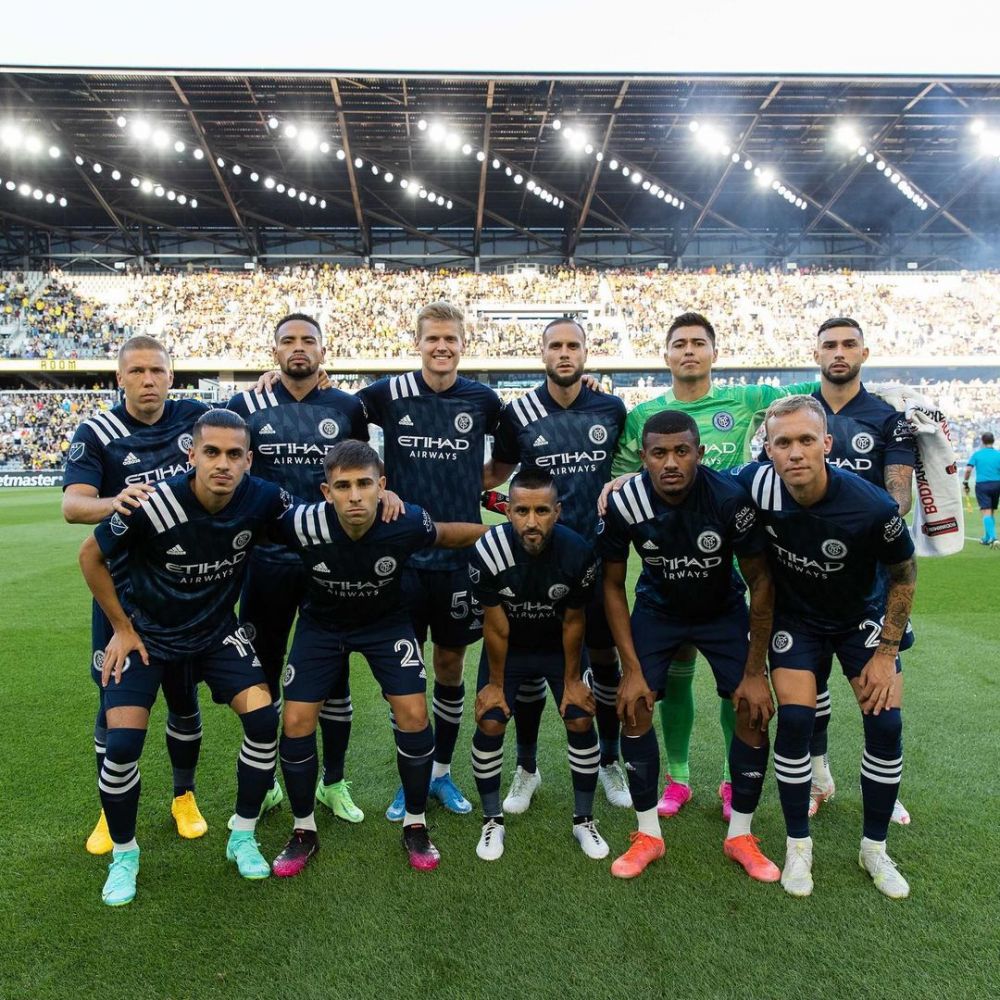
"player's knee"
106,706,150,730
477,717,507,738
390,696,429,732
734,702,768,744
862,706,902,746
432,646,465,684
622,706,653,738
588,648,619,671
104,726,147,763
240,702,279,742
282,702,320,738
564,716,592,735
776,703,815,741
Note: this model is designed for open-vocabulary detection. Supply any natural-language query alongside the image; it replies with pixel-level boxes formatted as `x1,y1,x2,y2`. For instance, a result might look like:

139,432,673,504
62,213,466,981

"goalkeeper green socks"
657,659,696,785
719,698,736,783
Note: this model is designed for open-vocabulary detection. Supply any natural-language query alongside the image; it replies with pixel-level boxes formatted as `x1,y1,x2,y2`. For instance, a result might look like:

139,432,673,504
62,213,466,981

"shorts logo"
93,650,104,670
69,441,86,462
422,510,434,532
469,566,481,583
454,412,474,434
177,433,193,453
821,539,847,558
713,411,735,431
852,432,874,454
242,622,257,641
771,630,794,653
375,556,397,576
110,512,129,536
233,530,253,550
697,530,722,553
319,418,340,439
588,424,608,445
282,663,295,687
548,583,570,600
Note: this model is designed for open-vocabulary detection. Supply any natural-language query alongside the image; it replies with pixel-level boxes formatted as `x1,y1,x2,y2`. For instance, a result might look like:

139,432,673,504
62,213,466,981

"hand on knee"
477,718,507,739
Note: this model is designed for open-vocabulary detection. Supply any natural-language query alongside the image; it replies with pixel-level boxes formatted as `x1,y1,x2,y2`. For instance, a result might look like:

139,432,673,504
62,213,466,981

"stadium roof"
1,71,999,266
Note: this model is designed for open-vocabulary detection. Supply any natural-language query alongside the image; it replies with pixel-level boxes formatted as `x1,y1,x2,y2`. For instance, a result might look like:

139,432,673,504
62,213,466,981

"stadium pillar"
474,256,480,273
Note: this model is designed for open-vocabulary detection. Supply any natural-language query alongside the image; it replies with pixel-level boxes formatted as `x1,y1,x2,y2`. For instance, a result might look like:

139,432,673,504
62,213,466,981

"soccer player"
964,431,1000,546
602,411,778,881
736,396,916,899
809,317,916,823
482,318,630,814
266,440,490,874
78,410,292,905
228,313,377,825
603,311,817,820
358,301,503,819
63,335,210,855
470,468,608,861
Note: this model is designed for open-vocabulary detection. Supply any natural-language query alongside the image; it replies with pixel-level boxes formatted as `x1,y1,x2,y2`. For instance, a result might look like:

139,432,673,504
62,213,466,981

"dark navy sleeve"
225,392,248,417
63,422,106,490
565,551,598,609
94,503,152,558
491,406,521,465
726,491,767,557
870,500,916,565
357,380,386,427
883,410,917,468
269,505,302,548
469,539,502,608
404,503,439,552
347,395,371,443
597,506,630,563
732,461,762,492
484,387,504,434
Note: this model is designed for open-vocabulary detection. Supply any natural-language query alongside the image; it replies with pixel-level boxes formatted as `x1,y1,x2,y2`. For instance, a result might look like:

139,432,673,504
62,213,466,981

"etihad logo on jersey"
397,434,471,460
124,461,191,486
534,449,607,472
503,599,555,619
702,442,739,466
772,543,844,578
314,578,391,596
256,442,326,465
829,456,873,473
166,550,247,582
643,554,723,579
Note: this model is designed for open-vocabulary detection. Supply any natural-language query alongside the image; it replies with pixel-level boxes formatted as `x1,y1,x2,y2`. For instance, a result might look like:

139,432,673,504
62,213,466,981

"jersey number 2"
394,639,423,669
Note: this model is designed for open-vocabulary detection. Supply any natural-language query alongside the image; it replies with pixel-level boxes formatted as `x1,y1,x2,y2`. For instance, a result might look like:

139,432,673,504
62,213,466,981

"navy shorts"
239,553,307,681
476,646,593,725
404,566,484,648
584,565,615,651
768,615,910,680
631,599,749,699
91,599,198,715
102,625,266,711
975,480,1000,510
283,613,427,703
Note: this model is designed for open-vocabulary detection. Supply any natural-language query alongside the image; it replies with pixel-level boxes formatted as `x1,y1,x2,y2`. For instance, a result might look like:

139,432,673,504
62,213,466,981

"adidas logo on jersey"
398,414,414,426
533,435,549,447
642,540,658,550
499,587,516,597
167,544,187,556
122,452,140,466
260,423,276,435
314,562,330,572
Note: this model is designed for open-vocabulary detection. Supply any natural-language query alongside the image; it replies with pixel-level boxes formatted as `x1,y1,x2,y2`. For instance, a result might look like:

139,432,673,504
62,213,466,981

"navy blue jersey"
814,384,916,487
227,382,368,564
492,383,626,544
358,371,502,570
599,466,765,621
271,500,437,628
469,522,597,652
94,471,292,659
735,462,915,634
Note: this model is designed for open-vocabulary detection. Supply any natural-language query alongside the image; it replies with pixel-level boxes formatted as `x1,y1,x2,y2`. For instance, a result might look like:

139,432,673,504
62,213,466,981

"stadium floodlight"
1,125,23,148
264,176,275,188
584,143,594,155
74,155,84,166
299,191,307,201
835,123,860,148
890,172,900,184
58,196,68,207
3,181,12,191
417,119,427,131
641,179,651,190
32,188,42,199
354,157,363,168
298,129,318,151
419,188,427,198
193,148,204,160
140,179,153,193
384,171,394,182
130,176,140,187
45,192,54,203
446,199,453,209
216,157,225,168
445,133,461,151
372,164,379,175
250,171,259,182
309,195,316,205
407,180,421,194
731,152,740,163
167,190,176,200
428,123,446,143
970,119,985,135
476,150,485,162
336,149,346,160
630,172,642,184
436,195,445,205
689,120,700,132
283,124,298,139
92,163,102,173
319,199,326,208
505,166,512,176
286,185,296,197
154,186,165,197
267,117,279,130
111,169,121,180
116,115,127,128
744,159,752,170
757,169,774,187
427,191,436,201
131,120,151,141
17,182,30,196
552,119,561,130
514,174,523,184
232,164,242,175
174,140,185,153
622,166,630,177
320,142,330,154
48,145,60,158
866,152,875,163
771,179,781,191
152,130,168,149
190,198,197,208
595,151,604,162
462,143,472,155
527,180,536,191
400,178,409,189
276,182,285,192
608,159,618,170
177,193,187,204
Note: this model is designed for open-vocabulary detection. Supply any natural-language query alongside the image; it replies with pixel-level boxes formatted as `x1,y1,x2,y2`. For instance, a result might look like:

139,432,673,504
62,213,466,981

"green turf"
1,487,997,1000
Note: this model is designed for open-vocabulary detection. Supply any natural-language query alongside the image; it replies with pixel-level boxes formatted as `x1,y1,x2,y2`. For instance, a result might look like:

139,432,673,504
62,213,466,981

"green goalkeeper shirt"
611,380,820,476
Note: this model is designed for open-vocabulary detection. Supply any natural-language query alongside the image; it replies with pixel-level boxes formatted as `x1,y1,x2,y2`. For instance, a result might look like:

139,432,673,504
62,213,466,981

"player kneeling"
469,469,608,862
268,441,489,874
78,411,292,906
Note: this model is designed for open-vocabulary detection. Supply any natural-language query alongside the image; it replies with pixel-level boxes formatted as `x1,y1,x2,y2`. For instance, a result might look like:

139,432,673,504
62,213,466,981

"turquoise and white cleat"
102,848,140,907
385,785,406,822
430,773,472,815
226,830,270,879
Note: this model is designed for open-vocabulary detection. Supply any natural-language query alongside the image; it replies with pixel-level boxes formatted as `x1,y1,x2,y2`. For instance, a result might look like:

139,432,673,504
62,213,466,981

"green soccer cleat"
316,779,365,823
261,780,284,816
102,848,140,907
226,830,271,880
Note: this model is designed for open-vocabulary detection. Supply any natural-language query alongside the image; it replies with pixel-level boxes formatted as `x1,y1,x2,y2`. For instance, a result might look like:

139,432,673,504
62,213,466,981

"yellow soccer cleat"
86,810,113,856
172,790,208,839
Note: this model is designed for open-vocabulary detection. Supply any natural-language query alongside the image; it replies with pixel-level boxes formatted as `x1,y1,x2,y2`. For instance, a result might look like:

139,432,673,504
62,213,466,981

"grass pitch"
1,487,997,1000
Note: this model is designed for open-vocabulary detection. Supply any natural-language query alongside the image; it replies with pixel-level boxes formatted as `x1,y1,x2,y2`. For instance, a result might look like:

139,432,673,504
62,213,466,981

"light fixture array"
0,171,67,206
559,121,685,210
0,123,62,159
834,125,929,211
73,151,198,207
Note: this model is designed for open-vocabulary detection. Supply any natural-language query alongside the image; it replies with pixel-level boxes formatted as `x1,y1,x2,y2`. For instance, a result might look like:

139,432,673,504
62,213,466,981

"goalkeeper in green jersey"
601,311,817,820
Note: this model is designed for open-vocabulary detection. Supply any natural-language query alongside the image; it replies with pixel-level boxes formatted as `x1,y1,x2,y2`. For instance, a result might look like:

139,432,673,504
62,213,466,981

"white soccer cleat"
781,837,814,897
859,840,910,899
476,818,505,861
503,766,541,815
891,799,911,826
598,762,633,808
808,778,836,818
572,819,609,859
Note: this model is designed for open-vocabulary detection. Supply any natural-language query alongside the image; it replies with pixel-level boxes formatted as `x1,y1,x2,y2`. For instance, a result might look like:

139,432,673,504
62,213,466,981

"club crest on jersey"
92,650,104,670
713,411,735,431
469,566,481,583
697,530,722,553
851,432,875,454
69,441,86,462
242,622,257,641
233,530,253,550
771,630,794,653
282,663,296,687
548,583,570,600
177,433,194,453
318,418,341,439
821,538,848,558
110,512,129,536
375,556,398,576
454,412,474,434
588,424,608,445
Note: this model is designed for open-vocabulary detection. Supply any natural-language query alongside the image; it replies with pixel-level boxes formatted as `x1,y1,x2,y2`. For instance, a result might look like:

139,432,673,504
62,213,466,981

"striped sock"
861,709,903,841
280,731,318,825
235,705,279,824
395,725,434,815
513,677,546,773
431,682,464,767
99,727,147,845
774,704,815,839
319,688,352,785
567,726,601,817
166,710,202,797
590,661,621,766
472,728,505,817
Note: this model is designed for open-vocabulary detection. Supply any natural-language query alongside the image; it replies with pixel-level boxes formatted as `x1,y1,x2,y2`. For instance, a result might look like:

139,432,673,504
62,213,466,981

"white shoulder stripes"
240,388,279,413
83,410,131,446
474,526,516,576
140,482,189,534
292,503,332,546
750,464,783,511
610,476,655,526
389,371,421,400
509,389,549,427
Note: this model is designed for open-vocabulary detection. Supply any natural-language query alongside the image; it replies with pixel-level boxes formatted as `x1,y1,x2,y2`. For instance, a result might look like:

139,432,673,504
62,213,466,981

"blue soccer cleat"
102,848,140,906
430,773,473,815
385,785,406,822
226,830,270,880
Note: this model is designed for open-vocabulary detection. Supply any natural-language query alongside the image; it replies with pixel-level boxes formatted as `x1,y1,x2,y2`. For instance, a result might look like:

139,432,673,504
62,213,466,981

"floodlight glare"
970,119,985,135
250,172,259,182
152,130,168,149
417,119,427,131
264,176,275,188
309,195,316,204
45,192,55,204
514,174,523,184
116,116,127,128
384,171,394,182
476,151,485,162
17,183,30,196
59,196,68,207
689,120,700,132
130,177,140,187
111,169,121,181
445,134,461,151
174,140,185,153
267,117,279,130
232,164,242,175
320,142,330,154
428,123,445,143
336,149,346,160
354,157,363,168
552,119,561,130
622,166,630,177
284,124,297,139
74,155,84,166
177,193,187,204
48,145,60,158
609,159,618,170
462,143,472,155
193,148,204,160
276,182,285,192
744,159,753,170
140,179,153,193
92,163,102,173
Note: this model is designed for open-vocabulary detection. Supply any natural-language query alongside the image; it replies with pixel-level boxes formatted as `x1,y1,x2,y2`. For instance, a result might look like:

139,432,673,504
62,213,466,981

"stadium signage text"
1,471,64,487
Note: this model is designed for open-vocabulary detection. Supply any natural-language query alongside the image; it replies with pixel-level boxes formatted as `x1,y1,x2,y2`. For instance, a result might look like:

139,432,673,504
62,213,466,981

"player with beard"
808,317,916,825
482,318,630,814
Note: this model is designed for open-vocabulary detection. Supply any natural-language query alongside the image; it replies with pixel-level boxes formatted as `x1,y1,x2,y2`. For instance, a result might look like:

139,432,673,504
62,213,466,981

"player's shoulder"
135,473,192,532
78,405,132,446
506,384,550,426
580,384,626,416
552,522,591,556
398,501,435,533
317,385,363,412
606,470,657,525
378,371,420,401
732,461,782,508
455,374,501,406
857,384,900,418
831,463,893,505
230,386,280,415
699,464,752,503
473,521,516,575
170,397,211,422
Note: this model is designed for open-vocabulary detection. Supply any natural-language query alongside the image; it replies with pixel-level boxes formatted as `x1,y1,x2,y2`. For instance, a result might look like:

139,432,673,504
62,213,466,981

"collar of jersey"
814,382,871,415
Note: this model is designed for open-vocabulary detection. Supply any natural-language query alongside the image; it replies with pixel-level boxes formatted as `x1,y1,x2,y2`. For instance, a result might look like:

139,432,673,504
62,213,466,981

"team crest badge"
282,663,296,687
469,566,481,583
233,530,253,550
454,412,474,434
375,556,397,576
713,411,734,431
548,583,570,600
319,418,340,439
110,513,129,536
69,441,86,462
851,432,874,454
588,424,608,444
177,433,194,453
821,539,847,558
771,631,793,653
697,530,722,553
242,622,257,641
92,650,104,670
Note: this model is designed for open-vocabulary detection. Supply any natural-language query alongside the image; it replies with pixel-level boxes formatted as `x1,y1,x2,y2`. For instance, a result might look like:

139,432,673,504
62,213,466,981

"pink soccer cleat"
656,776,692,817
718,781,733,822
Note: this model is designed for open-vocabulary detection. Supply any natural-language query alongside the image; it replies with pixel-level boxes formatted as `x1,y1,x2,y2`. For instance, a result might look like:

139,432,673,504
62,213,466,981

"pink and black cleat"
402,824,441,871
272,829,319,877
